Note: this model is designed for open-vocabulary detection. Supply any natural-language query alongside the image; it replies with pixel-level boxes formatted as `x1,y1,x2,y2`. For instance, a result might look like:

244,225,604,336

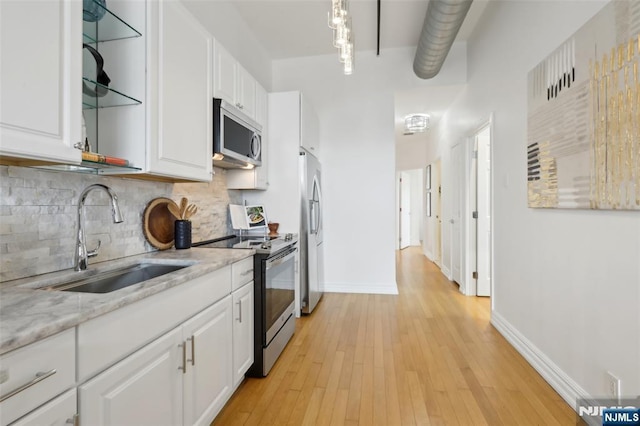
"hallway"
213,247,577,425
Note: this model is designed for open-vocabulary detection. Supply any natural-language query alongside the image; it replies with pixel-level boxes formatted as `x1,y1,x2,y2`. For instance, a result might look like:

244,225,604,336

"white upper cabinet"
226,82,269,190
213,39,257,120
0,0,81,165
255,83,268,128
300,94,320,155
146,0,213,181
213,39,236,107
235,64,256,119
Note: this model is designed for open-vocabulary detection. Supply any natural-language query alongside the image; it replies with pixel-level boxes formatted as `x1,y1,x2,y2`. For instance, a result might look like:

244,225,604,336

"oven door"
264,246,297,345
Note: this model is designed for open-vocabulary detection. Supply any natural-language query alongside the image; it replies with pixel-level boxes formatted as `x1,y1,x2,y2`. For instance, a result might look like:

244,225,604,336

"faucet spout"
74,184,124,271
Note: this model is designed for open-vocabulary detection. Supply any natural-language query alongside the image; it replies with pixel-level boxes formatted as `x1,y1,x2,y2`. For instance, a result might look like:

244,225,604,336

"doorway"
399,171,411,249
396,169,424,250
450,122,492,297
475,124,492,297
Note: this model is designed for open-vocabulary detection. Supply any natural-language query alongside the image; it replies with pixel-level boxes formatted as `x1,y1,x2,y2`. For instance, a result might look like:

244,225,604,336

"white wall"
432,0,639,402
271,45,467,294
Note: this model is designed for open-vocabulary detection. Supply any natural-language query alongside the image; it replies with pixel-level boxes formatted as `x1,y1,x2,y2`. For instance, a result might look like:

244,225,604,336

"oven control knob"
284,233,293,241
261,241,272,249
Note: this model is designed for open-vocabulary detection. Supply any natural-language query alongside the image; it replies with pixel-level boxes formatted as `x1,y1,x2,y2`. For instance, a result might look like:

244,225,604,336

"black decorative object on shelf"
82,44,110,97
83,0,107,22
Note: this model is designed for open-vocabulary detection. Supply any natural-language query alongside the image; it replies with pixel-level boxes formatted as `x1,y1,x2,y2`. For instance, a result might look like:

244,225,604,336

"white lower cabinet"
79,296,233,426
0,329,75,426
183,296,233,426
79,327,184,426
10,389,77,426
232,282,254,387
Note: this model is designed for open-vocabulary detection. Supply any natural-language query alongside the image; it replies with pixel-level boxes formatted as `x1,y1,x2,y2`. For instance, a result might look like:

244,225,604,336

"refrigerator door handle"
309,199,318,234
312,175,322,236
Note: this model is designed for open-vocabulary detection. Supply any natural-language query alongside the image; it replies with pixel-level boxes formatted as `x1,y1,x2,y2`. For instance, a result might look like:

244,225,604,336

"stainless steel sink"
39,263,188,293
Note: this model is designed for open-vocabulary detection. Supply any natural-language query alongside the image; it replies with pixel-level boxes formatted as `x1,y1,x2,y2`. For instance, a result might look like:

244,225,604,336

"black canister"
174,220,192,249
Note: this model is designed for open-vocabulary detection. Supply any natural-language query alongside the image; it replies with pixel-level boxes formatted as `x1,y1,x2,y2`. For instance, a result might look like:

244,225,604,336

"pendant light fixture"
328,0,354,75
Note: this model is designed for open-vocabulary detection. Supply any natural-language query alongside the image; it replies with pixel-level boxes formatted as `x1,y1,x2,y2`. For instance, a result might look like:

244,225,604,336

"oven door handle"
265,248,297,271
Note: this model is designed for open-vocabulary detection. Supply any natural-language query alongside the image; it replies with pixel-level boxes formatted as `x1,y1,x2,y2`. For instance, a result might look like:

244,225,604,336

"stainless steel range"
193,234,298,377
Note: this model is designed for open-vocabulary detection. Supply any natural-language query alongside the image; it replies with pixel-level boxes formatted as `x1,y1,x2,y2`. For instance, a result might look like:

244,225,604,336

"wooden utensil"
180,197,188,219
167,203,182,220
184,204,197,220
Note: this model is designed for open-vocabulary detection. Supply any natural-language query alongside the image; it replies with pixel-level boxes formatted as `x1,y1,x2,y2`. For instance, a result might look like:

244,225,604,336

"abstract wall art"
527,0,640,210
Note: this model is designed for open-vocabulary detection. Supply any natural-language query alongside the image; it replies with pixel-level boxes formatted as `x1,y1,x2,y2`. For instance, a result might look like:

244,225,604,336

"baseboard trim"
322,282,399,295
491,311,592,419
441,265,452,280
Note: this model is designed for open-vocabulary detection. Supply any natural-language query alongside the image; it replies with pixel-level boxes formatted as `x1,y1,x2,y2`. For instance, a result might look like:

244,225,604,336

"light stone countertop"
0,247,254,356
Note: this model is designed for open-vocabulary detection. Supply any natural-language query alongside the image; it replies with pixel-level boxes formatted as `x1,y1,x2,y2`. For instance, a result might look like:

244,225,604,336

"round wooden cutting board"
143,197,179,250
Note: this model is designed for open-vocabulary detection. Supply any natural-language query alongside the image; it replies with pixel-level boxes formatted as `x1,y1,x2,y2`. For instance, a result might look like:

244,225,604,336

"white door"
213,39,235,105
79,327,183,426
450,143,463,283
399,172,411,249
232,283,254,387
0,0,81,164
147,0,213,181
183,296,233,426
477,126,492,297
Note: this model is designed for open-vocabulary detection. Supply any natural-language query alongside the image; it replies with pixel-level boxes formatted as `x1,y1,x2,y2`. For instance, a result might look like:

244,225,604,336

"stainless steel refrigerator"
299,147,324,314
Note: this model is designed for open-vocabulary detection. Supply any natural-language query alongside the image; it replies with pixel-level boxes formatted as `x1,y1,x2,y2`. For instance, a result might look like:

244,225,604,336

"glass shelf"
35,160,142,175
82,0,141,44
82,78,142,109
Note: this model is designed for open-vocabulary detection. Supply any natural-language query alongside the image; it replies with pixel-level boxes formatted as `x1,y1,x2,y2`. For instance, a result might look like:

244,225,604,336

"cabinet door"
254,83,268,128
300,94,320,155
10,389,77,426
236,65,256,119
0,0,81,165
255,84,269,189
232,282,254,386
79,327,183,426
147,0,212,182
213,39,236,105
182,295,233,426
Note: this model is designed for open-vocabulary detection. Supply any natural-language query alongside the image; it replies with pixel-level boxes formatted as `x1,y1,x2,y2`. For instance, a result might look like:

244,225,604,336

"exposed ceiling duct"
413,0,473,79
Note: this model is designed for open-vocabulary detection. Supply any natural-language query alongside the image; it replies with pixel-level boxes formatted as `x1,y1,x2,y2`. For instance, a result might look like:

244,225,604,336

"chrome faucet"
74,184,124,271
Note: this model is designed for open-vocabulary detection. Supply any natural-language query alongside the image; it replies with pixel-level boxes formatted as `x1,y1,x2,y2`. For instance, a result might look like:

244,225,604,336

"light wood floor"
213,247,578,425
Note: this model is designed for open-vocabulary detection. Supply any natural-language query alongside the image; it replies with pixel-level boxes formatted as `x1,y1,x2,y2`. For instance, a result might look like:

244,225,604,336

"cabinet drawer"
10,388,76,426
232,257,254,291
78,266,232,382
0,329,75,426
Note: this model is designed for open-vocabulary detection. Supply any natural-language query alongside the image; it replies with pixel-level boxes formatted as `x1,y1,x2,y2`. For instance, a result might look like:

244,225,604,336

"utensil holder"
174,220,192,249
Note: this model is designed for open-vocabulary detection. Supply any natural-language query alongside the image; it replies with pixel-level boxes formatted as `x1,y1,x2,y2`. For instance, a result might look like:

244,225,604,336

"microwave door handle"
250,133,261,159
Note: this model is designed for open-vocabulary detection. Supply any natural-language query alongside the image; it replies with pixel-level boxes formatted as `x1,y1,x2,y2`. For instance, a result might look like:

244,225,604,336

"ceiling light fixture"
328,0,354,75
404,114,430,133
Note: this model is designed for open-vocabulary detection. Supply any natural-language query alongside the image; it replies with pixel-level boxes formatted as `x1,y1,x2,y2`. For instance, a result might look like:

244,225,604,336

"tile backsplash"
0,166,242,282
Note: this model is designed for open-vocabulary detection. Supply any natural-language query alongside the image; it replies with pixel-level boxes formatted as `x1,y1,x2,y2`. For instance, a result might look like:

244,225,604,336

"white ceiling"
228,0,489,145
231,0,487,59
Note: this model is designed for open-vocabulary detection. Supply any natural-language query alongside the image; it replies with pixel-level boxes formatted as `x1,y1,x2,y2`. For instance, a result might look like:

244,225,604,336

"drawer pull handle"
240,270,253,276
178,343,186,374
0,369,57,402
237,299,242,323
187,336,195,366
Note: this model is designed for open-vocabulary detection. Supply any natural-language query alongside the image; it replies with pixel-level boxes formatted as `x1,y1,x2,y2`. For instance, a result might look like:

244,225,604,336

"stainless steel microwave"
213,98,262,169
